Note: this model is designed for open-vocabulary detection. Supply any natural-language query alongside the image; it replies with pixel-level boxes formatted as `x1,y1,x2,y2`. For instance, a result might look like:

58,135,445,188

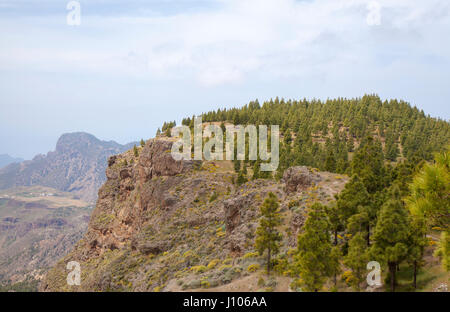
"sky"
0,0,449,159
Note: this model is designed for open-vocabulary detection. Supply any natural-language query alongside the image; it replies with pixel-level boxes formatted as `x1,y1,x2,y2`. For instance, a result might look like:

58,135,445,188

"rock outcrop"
40,138,347,292
283,166,321,194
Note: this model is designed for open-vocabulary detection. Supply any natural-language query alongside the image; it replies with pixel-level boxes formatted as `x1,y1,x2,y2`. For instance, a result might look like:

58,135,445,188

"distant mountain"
0,132,137,202
0,186,92,287
0,154,23,169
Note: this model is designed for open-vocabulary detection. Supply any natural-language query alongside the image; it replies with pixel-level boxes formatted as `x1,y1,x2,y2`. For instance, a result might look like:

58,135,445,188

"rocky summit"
40,138,347,292
0,132,136,203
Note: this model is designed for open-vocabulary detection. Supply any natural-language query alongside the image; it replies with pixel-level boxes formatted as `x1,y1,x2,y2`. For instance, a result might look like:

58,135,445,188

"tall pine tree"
371,188,410,292
255,192,283,274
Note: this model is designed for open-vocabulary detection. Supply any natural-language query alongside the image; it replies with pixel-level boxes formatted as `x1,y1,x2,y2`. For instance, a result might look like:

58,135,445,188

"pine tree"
329,246,342,289
407,149,449,231
252,161,260,180
434,231,450,272
351,136,386,194
371,188,410,292
385,139,399,162
255,192,283,274
325,150,336,172
160,95,450,173
236,170,247,186
234,160,241,173
336,175,370,229
133,144,139,157
407,149,449,271
140,139,145,147
294,203,335,291
344,233,369,291
347,210,371,246
326,203,343,246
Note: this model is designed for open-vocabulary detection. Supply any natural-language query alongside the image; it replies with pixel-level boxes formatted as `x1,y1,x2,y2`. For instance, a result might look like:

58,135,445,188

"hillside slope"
173,95,450,177
0,186,92,287
40,138,348,292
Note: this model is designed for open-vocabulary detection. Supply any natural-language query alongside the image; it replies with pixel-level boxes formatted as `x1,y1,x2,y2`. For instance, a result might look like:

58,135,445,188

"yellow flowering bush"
247,264,260,273
207,259,220,270
243,252,259,259
190,265,207,274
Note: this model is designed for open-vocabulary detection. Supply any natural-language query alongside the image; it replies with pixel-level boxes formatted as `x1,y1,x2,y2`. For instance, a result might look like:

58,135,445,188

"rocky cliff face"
40,138,347,292
0,133,136,203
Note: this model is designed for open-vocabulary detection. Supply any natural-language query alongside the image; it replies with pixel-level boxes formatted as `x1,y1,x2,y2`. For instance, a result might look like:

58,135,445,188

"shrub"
92,213,115,228
207,259,220,270
258,277,265,287
288,200,299,208
200,280,210,289
216,231,226,238
183,250,194,258
243,252,259,260
341,270,355,286
190,265,207,274
209,192,219,202
189,280,201,288
209,279,219,288
218,264,232,272
266,277,277,288
247,264,260,273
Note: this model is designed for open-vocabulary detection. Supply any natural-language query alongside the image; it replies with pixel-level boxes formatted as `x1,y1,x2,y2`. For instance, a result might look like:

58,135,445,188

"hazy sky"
1,0,449,159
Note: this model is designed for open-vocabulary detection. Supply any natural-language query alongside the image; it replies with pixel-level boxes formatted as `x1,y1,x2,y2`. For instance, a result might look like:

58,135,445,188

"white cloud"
366,1,381,26
0,0,449,86
1,0,449,158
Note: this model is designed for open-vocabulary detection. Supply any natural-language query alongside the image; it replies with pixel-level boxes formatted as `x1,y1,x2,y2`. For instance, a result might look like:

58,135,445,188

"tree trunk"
389,262,396,292
334,230,338,246
267,247,271,275
366,224,370,246
413,261,417,289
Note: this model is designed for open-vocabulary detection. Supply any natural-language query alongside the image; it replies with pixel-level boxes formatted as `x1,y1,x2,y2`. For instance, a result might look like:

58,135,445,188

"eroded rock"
283,166,321,194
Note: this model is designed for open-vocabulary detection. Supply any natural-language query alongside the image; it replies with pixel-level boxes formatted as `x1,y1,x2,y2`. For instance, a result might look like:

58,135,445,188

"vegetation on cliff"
41,96,449,292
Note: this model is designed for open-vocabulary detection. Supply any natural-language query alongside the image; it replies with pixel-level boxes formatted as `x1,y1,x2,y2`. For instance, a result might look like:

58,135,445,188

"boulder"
138,139,194,181
119,168,132,179
133,240,171,255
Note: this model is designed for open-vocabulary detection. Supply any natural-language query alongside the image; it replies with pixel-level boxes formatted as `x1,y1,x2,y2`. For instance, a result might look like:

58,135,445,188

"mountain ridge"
0,154,23,169
0,132,137,203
